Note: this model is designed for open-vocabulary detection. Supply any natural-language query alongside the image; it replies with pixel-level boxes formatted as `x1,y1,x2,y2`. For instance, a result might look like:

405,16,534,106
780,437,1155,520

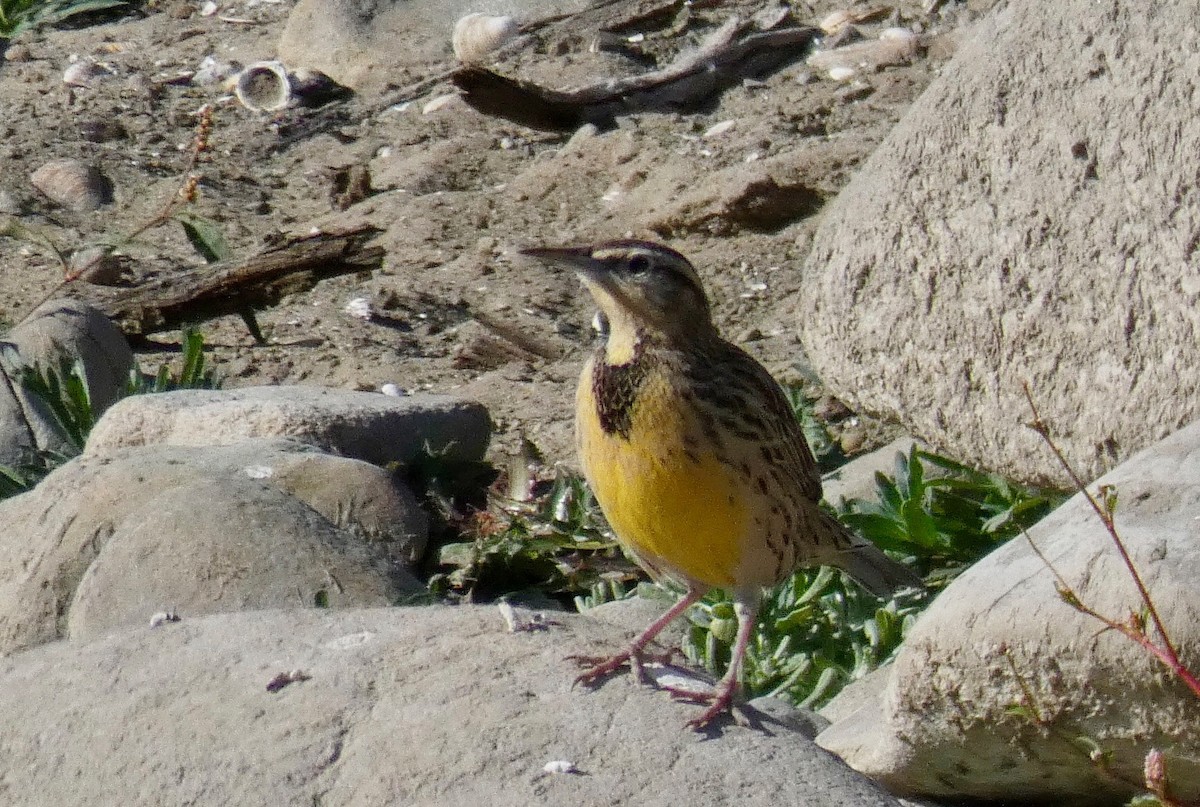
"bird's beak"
520,246,606,280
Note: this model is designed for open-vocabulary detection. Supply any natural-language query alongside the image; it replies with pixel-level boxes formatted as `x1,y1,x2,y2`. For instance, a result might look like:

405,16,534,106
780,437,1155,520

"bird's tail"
819,511,923,599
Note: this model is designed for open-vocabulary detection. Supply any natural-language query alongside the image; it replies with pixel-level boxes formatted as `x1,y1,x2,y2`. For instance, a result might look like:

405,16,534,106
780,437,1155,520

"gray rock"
278,0,590,94
0,605,905,806
821,437,920,507
267,447,428,564
0,299,134,466
816,419,1200,805
798,1,1200,487
0,440,424,653
0,187,23,214
818,664,891,726
84,385,490,466
580,591,690,651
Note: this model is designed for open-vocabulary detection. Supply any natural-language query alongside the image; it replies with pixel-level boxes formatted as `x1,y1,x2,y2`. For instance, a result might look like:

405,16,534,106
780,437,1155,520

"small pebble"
4,44,32,62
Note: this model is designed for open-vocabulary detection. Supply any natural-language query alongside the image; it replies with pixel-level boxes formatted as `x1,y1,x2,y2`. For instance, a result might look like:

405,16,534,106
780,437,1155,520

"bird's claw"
567,651,633,687
662,682,739,730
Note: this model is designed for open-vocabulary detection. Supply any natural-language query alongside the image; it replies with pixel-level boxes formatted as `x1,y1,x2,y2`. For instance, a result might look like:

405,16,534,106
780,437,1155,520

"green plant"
126,327,218,394
0,327,219,500
784,386,844,471
428,470,626,604
681,565,927,709
0,0,126,38
0,456,46,498
15,354,96,453
838,445,1064,580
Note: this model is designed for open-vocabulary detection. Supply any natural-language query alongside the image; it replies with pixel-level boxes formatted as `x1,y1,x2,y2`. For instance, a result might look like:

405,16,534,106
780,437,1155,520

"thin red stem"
1022,384,1200,698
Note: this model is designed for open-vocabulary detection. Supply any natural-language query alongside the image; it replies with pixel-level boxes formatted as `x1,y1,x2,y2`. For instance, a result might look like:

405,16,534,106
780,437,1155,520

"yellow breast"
576,357,749,589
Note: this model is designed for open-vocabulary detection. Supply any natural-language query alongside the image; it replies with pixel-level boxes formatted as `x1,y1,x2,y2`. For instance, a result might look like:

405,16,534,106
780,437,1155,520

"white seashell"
234,61,291,112
497,600,520,632
543,760,578,775
880,26,917,42
149,610,180,628
63,60,112,87
819,9,854,35
452,13,520,64
380,383,404,397
827,66,857,81
422,93,459,114
30,159,113,211
193,55,238,86
703,119,735,138
323,631,374,650
344,297,374,320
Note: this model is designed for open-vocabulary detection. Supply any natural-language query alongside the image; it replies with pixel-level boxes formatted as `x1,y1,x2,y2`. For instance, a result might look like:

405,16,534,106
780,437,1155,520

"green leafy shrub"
838,445,1063,580
427,470,625,604
784,386,844,471
0,327,218,499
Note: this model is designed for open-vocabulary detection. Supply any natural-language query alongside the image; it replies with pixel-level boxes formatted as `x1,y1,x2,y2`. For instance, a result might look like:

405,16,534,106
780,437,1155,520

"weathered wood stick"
73,225,384,337
452,20,818,131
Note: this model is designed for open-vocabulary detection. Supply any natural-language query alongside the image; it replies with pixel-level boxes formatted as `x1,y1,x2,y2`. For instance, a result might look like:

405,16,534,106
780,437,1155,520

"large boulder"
0,605,905,806
85,385,490,467
0,440,424,653
798,0,1200,487
816,419,1200,805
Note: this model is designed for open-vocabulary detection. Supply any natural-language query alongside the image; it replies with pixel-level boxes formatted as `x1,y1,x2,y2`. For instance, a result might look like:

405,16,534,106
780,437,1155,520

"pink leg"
571,586,708,686
667,598,757,730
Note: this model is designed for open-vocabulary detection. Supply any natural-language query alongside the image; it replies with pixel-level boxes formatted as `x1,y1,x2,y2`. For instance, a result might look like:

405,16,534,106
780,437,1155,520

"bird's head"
522,240,713,356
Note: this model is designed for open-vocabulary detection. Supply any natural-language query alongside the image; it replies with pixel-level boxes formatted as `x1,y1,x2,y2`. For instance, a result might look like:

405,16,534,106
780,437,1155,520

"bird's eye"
627,254,652,274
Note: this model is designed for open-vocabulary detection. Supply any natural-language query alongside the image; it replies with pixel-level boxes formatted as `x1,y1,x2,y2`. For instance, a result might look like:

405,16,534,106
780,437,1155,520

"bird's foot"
569,646,681,687
662,679,740,730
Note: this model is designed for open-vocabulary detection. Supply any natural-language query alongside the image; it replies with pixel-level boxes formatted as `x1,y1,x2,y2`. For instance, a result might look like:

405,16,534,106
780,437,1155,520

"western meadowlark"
522,239,921,729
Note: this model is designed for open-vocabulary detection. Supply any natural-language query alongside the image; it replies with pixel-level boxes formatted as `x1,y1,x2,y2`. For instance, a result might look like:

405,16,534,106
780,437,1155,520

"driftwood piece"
452,18,819,131
72,225,384,337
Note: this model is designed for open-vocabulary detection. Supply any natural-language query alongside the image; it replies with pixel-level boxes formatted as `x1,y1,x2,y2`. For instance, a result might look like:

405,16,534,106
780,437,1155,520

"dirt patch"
0,0,978,465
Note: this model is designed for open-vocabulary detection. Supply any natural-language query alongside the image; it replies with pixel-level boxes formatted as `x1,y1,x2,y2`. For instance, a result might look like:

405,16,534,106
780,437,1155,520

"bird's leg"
571,586,707,687
663,599,757,730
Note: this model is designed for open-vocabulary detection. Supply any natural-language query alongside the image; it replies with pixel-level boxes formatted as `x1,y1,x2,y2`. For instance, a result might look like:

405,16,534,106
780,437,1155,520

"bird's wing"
681,340,824,504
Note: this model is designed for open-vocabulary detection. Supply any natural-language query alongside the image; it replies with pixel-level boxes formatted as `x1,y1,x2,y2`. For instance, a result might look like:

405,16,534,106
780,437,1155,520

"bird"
521,239,921,729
